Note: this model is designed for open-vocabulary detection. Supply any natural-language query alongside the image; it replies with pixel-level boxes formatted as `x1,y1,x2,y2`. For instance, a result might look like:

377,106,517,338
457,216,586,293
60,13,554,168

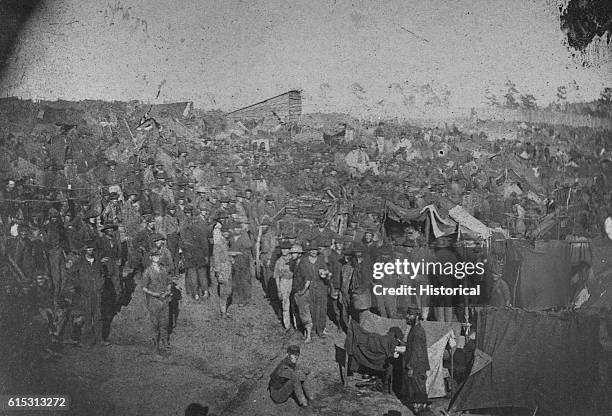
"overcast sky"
0,0,610,115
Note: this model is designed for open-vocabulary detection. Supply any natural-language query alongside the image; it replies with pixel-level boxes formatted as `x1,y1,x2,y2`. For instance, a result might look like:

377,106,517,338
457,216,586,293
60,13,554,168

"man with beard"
402,307,430,414
293,242,329,341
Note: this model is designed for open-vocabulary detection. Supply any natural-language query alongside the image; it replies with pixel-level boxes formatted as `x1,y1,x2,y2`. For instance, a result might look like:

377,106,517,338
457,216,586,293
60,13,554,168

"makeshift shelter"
503,240,572,310
359,311,462,399
450,307,605,415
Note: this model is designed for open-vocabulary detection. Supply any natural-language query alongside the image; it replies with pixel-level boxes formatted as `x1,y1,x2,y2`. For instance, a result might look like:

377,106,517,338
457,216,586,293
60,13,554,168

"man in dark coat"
70,240,105,347
268,345,314,407
180,207,210,300
403,307,430,413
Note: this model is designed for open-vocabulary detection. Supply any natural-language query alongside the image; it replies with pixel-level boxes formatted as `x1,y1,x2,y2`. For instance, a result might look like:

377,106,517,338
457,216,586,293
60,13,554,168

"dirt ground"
5,274,451,416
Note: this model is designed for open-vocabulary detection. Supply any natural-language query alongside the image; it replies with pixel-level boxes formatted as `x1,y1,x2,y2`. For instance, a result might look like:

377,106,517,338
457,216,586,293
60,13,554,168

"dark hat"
17,223,29,232
279,241,292,250
316,238,332,248
156,172,167,179
109,192,119,200
287,345,301,355
406,306,421,316
387,326,404,340
146,157,155,165
167,203,177,210
265,195,275,201
152,233,165,242
352,242,365,253
106,160,117,166
221,224,231,232
184,206,193,213
290,244,304,254
304,241,319,252
84,239,96,249
219,197,230,203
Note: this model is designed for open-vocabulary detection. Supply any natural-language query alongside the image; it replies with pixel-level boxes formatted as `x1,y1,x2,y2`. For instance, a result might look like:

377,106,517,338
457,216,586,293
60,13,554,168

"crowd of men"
0,149,499,358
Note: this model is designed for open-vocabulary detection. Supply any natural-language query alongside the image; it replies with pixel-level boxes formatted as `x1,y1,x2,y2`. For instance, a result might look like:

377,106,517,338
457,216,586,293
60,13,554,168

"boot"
304,325,312,343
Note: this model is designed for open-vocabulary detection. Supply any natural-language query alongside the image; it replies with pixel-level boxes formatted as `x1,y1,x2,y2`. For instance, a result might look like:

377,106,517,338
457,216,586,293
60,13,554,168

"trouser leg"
185,268,197,297
293,378,307,405
48,248,63,300
279,279,292,328
197,266,208,295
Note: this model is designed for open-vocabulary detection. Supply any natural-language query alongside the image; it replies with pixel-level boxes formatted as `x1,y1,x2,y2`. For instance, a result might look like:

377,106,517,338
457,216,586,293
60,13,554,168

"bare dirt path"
17,275,427,416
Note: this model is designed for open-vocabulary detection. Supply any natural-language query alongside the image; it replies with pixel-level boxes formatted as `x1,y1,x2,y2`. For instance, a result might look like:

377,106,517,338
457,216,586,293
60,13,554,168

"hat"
228,251,242,257
184,206,194,213
265,195,275,201
316,238,332,248
279,241,292,250
219,197,230,203
167,203,177,210
304,241,318,252
109,192,119,200
146,157,155,165
106,160,117,166
352,242,365,253
152,233,165,242
48,207,60,217
156,172,167,179
290,244,303,254
84,239,96,249
17,223,29,232
387,326,404,340
406,306,421,316
102,223,119,231
287,345,301,355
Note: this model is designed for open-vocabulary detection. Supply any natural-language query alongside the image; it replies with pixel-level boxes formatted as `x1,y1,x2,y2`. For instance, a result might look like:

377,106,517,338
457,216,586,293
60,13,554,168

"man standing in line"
273,241,294,330
211,222,233,318
71,240,105,347
293,242,329,341
180,207,209,301
402,307,430,414
142,249,172,357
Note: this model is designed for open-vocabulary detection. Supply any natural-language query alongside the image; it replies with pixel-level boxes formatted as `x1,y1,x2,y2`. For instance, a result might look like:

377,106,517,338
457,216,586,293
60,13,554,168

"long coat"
405,322,430,374
179,219,209,268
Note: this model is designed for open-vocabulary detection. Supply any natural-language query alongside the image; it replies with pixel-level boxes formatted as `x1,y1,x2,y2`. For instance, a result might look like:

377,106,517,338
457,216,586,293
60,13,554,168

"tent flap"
450,308,603,415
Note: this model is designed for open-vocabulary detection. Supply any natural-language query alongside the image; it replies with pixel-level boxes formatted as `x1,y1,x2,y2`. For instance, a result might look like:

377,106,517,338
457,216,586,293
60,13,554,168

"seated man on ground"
268,345,314,407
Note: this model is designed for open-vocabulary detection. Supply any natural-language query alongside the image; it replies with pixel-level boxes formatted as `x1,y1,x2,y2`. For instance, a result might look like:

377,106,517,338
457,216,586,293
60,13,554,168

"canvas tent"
359,311,462,398
503,239,572,310
383,201,493,242
450,307,605,415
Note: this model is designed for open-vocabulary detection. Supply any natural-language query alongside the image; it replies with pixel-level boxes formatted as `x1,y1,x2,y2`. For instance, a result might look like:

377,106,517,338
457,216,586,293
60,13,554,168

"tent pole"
532,406,539,416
